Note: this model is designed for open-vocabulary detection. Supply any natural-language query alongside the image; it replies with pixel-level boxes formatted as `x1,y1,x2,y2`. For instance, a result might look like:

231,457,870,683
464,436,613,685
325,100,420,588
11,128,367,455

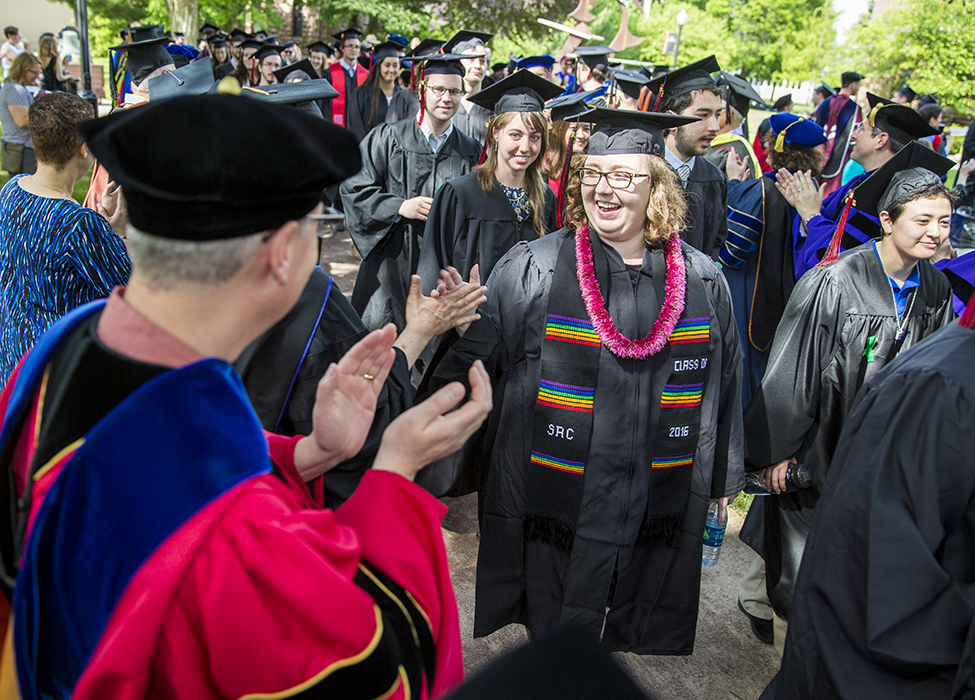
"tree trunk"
166,0,200,48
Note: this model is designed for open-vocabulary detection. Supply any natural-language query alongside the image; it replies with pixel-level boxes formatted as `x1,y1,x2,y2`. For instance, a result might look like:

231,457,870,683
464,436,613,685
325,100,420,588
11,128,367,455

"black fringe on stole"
635,511,685,549
524,511,576,553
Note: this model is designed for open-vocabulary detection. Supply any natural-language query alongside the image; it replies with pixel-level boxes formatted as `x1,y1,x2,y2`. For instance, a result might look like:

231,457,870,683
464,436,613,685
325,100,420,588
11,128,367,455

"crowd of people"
0,14,973,700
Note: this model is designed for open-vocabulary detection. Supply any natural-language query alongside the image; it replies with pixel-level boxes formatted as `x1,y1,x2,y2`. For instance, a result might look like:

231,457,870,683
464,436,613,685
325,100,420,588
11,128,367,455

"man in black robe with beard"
341,53,481,332
645,55,728,259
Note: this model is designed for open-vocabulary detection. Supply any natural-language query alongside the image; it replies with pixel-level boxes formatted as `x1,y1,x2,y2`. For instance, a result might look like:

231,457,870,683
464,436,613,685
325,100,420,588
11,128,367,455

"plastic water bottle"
702,500,725,567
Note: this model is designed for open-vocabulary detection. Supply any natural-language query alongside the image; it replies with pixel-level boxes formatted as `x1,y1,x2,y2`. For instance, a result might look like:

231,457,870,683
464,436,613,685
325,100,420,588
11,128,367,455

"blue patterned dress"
0,175,130,382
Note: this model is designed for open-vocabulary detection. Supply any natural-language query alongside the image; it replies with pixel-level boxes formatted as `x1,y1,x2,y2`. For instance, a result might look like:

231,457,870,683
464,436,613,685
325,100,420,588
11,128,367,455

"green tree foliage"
841,0,975,115
706,0,837,81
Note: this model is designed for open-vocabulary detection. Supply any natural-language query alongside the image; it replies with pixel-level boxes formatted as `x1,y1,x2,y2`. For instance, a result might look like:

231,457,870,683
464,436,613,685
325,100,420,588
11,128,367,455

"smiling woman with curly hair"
421,108,744,655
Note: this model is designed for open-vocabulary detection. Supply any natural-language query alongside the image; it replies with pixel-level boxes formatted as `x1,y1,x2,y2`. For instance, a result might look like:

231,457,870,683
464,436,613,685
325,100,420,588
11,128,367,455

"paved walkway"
321,228,781,699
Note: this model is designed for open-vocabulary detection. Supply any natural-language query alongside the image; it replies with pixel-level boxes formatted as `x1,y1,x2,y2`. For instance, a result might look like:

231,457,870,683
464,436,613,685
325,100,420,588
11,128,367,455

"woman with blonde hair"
417,70,561,294
420,108,744,653
1,52,41,175
38,35,72,92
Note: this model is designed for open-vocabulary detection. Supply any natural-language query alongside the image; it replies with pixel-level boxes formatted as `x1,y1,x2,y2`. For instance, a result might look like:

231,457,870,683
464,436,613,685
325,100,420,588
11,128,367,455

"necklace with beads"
575,226,687,359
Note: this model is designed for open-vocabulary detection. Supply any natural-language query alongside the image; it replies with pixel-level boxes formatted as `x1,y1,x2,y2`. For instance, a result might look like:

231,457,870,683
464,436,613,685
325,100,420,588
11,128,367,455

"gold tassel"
217,76,242,95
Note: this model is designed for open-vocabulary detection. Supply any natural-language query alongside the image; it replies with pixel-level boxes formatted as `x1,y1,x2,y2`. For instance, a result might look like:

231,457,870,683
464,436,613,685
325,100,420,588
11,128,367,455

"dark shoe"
738,598,774,645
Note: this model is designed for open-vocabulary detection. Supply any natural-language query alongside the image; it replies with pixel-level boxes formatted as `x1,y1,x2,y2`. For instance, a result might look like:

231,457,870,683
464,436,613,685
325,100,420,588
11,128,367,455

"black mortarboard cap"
241,38,265,52
492,62,507,72
579,107,698,157
866,92,938,142
199,22,219,35
442,628,651,700
307,40,334,56
147,57,215,100
254,30,268,39
274,58,318,83
335,26,363,42
715,70,767,115
443,30,493,54
372,41,402,63
917,93,940,106
467,69,563,114
645,54,720,111
816,81,836,96
255,44,283,63
119,25,166,42
208,33,229,48
547,87,604,122
575,45,614,71
895,85,917,102
772,93,793,111
236,79,339,104
640,64,670,81
280,40,298,50
609,68,650,101
108,36,174,85
81,94,359,240
416,53,472,77
229,28,248,41
851,141,954,218
406,38,445,58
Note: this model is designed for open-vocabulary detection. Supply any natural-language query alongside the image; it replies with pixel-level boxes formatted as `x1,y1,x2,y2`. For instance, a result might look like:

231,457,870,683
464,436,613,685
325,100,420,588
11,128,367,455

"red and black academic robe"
0,301,463,700
327,61,368,127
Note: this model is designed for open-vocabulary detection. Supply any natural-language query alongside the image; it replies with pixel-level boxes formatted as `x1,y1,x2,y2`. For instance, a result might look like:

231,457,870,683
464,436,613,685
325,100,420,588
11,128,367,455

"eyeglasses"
578,168,649,189
852,121,866,133
425,85,466,99
306,207,346,239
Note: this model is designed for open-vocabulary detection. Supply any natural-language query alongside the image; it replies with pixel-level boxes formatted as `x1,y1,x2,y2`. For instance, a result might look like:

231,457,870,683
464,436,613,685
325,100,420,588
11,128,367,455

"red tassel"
417,66,426,126
556,130,577,228
961,294,975,329
652,77,666,111
476,140,489,166
818,189,854,267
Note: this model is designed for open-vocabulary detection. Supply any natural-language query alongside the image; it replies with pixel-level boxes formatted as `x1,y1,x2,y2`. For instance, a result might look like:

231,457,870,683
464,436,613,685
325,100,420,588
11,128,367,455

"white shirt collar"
416,118,454,153
338,58,357,76
664,146,695,173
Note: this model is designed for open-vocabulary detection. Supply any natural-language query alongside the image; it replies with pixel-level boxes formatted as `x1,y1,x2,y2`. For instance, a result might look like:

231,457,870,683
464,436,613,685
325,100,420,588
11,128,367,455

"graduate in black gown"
645,56,728,259
445,31,494,146
422,108,744,653
761,296,975,700
346,41,405,142
743,159,957,650
340,52,481,331
417,70,562,295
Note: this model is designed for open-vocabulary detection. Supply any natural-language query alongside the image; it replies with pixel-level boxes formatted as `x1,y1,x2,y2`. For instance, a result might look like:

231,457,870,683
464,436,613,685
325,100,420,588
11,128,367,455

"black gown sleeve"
815,364,975,675
346,85,369,142
707,260,745,497
339,125,405,260
542,186,558,234
743,265,842,469
416,180,462,295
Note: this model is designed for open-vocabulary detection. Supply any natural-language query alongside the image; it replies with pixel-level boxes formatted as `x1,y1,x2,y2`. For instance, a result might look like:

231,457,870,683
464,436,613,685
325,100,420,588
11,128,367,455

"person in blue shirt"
742,157,956,653
0,91,130,384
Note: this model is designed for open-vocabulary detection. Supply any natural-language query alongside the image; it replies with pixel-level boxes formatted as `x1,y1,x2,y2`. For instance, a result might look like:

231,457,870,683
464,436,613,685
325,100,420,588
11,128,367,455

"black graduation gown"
385,89,418,124
340,119,481,332
762,321,975,700
683,156,728,259
423,228,744,653
234,267,412,508
416,171,558,293
321,65,361,126
742,243,955,620
452,101,491,146
347,84,405,142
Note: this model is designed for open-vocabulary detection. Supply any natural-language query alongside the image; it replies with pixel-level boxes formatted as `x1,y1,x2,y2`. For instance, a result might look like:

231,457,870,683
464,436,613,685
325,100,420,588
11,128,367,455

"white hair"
125,225,265,290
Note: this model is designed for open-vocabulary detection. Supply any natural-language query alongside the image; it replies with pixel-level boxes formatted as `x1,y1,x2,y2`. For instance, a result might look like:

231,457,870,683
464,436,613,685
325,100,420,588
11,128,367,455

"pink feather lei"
575,226,687,359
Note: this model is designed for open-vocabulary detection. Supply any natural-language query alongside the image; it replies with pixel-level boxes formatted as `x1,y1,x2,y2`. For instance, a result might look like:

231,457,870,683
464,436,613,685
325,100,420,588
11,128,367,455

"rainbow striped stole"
536,379,595,413
544,314,601,347
660,382,704,408
669,317,710,345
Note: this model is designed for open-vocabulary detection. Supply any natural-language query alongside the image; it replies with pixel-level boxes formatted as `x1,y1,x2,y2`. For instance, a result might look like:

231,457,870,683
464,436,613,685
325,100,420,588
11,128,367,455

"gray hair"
125,225,265,290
